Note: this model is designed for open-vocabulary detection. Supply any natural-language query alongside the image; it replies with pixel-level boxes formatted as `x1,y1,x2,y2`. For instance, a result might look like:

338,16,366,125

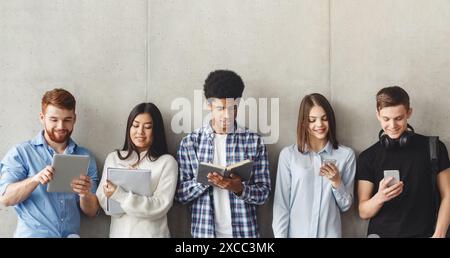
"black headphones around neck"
378,124,415,149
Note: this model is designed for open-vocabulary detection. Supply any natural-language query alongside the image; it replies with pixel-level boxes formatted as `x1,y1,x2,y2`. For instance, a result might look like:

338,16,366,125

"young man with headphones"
356,86,450,238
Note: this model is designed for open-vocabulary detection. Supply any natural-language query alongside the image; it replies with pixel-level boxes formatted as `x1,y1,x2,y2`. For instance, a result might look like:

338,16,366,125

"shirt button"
61,219,64,222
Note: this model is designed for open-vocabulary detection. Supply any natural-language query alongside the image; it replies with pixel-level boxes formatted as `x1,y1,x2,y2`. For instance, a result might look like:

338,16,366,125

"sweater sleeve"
96,153,123,217
109,156,178,219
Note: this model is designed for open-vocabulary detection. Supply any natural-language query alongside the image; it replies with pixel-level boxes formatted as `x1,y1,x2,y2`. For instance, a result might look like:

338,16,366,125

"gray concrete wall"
331,0,450,236
1,0,449,238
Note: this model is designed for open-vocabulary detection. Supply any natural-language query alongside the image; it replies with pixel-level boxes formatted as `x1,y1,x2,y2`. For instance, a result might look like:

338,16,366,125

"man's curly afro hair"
204,70,245,99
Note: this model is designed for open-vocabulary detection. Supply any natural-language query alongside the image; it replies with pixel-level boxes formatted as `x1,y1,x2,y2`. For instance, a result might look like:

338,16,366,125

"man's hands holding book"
207,172,244,196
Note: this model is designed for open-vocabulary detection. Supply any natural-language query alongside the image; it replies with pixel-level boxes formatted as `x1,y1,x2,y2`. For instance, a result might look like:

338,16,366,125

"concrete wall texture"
1,0,449,237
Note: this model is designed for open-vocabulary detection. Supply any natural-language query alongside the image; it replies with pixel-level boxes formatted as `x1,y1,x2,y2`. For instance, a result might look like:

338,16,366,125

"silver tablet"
47,154,90,193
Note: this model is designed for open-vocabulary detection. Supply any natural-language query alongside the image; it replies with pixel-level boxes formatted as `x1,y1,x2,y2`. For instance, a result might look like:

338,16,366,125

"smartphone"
320,159,337,176
383,170,400,187
322,159,337,166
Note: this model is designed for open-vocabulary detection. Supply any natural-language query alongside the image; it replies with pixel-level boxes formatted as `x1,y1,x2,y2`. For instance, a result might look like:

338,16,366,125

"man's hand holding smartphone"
376,170,404,203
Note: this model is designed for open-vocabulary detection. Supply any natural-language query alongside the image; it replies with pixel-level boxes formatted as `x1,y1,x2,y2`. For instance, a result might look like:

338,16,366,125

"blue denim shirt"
0,131,98,237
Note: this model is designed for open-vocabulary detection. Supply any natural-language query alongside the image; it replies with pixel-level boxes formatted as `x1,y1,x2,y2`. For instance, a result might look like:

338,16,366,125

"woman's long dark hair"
117,103,169,162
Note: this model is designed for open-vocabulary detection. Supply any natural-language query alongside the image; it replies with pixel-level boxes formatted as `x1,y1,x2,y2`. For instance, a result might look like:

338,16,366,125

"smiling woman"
130,112,153,155
96,102,179,238
272,93,356,238
118,103,168,162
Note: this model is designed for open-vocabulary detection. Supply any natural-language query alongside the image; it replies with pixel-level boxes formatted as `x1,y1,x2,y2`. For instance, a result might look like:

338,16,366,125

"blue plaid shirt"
175,123,270,238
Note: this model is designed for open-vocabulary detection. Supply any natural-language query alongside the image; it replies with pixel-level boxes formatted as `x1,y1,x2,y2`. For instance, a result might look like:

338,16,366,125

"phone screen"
322,159,337,166
384,170,400,187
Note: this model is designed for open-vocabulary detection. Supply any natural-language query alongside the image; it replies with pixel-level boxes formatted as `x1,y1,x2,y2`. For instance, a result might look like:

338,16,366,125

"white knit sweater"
96,151,178,238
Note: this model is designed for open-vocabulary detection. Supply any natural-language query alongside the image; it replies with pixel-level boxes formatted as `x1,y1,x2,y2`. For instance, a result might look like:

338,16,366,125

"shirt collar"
303,141,333,155
31,130,77,154
205,121,245,141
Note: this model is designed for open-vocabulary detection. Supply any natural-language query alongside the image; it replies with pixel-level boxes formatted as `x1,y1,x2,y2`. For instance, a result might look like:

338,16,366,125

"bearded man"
0,88,99,238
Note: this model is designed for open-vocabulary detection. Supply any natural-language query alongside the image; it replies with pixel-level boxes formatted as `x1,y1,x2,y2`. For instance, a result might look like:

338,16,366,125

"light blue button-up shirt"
272,142,356,238
0,131,98,237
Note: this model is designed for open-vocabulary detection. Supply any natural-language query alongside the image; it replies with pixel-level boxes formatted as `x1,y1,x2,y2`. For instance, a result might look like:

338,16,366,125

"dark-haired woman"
272,93,356,238
96,103,178,237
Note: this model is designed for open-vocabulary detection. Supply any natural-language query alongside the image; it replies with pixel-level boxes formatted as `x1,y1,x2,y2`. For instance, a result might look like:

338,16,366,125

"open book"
196,159,254,186
106,168,152,215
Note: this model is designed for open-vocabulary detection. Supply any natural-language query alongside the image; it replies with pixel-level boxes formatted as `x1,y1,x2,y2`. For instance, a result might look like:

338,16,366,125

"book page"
225,160,253,181
227,159,251,170
197,162,226,186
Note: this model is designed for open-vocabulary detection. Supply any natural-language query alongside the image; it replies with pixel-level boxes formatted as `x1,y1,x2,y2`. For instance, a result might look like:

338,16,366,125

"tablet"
47,154,90,193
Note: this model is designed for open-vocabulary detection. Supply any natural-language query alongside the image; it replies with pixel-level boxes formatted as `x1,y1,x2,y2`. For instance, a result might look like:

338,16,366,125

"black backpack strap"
429,136,439,170
429,136,440,219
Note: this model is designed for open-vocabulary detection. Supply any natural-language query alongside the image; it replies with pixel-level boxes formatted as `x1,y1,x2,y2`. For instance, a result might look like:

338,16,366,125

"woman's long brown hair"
297,93,339,153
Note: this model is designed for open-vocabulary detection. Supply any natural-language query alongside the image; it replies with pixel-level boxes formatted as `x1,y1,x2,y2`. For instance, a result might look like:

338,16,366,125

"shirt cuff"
110,185,128,203
197,182,210,192
235,182,249,200
0,182,11,196
331,182,347,199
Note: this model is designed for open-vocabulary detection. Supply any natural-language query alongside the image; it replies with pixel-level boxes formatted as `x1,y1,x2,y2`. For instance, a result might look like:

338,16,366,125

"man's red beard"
45,128,72,143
